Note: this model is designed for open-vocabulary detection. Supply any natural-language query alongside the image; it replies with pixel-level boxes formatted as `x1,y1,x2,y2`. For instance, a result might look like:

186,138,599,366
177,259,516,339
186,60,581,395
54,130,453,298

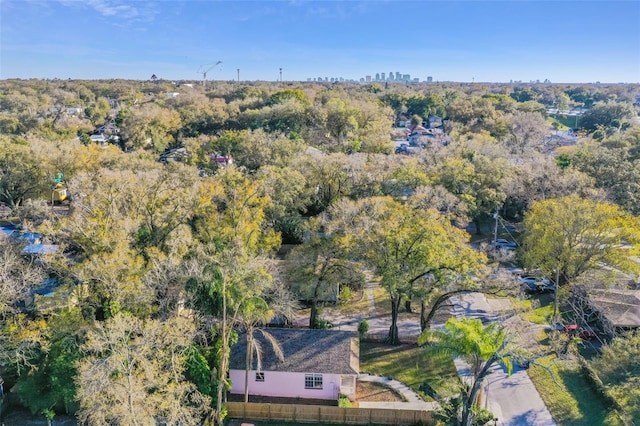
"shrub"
338,394,352,408
314,318,333,329
358,319,369,337
339,285,353,302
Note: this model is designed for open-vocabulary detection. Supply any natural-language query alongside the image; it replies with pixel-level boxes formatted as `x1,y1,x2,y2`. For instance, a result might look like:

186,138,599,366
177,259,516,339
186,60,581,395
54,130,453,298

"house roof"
230,328,359,375
22,244,59,255
589,289,640,328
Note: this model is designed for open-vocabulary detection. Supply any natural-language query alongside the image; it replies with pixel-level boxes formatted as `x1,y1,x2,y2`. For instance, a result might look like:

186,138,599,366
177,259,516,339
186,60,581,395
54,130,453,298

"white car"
517,275,551,286
490,239,517,250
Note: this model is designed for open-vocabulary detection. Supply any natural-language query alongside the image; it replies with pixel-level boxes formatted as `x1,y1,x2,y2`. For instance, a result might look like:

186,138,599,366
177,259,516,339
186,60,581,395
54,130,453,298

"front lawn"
521,302,554,325
528,356,623,425
359,342,459,401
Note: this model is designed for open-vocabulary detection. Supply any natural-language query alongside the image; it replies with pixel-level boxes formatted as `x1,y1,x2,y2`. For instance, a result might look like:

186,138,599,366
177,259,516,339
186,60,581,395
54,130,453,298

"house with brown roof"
229,328,359,402
587,289,640,336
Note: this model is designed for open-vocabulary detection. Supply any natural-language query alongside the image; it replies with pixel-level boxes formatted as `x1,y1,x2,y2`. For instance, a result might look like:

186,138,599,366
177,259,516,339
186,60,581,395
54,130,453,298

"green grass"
360,342,459,401
372,288,391,315
528,355,624,426
549,113,580,129
521,303,554,325
334,288,369,316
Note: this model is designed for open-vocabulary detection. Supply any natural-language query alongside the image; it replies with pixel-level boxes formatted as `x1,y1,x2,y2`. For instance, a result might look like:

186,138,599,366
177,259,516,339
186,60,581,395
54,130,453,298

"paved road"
451,293,555,426
299,277,556,425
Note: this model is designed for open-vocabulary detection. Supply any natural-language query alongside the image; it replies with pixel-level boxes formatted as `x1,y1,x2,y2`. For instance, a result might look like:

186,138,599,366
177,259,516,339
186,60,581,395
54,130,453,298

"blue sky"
1,0,639,83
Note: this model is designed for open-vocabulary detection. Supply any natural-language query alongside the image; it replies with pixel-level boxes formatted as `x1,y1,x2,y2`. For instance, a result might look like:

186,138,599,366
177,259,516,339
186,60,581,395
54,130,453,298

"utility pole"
553,266,560,324
493,206,499,242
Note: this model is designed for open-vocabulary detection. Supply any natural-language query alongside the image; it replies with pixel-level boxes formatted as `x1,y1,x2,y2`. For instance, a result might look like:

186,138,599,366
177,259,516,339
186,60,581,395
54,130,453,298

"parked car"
518,276,555,293
520,281,556,294
517,275,550,286
490,239,517,250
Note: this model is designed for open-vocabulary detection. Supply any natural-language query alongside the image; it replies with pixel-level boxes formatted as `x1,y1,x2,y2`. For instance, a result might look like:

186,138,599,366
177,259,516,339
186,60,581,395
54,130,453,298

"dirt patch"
227,393,337,406
356,381,405,402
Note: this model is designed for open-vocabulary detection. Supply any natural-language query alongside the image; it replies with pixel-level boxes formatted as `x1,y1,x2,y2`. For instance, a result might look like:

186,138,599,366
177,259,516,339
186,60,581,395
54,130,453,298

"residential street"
305,281,556,426
450,293,555,426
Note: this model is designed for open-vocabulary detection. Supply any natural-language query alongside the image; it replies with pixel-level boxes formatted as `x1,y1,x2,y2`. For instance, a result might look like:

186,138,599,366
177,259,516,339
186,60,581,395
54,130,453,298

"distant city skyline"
1,1,639,83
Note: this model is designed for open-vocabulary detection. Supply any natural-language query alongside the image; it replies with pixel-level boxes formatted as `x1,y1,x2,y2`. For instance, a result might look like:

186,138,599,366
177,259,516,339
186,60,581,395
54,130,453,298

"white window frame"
304,373,323,389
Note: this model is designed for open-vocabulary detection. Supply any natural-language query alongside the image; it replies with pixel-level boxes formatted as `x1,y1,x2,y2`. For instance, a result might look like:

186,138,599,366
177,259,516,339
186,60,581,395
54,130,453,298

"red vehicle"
562,324,596,340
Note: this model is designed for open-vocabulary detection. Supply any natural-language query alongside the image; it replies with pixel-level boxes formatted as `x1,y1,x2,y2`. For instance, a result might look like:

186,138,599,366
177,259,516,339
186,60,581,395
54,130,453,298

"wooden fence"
227,402,434,425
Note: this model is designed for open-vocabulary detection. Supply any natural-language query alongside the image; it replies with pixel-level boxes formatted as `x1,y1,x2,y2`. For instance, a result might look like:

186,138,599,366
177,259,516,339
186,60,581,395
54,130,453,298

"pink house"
229,328,359,402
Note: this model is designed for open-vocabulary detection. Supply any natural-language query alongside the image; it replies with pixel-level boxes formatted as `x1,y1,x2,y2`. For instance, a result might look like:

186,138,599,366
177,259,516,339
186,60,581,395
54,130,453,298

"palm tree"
238,297,284,403
419,318,512,426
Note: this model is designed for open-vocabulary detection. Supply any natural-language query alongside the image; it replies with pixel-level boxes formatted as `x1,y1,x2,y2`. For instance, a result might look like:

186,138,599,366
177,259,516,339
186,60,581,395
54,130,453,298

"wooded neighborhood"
0,77,639,425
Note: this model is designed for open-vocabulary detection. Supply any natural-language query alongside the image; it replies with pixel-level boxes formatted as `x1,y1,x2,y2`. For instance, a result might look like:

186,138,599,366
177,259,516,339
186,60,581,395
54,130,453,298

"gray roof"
589,289,640,328
230,328,359,375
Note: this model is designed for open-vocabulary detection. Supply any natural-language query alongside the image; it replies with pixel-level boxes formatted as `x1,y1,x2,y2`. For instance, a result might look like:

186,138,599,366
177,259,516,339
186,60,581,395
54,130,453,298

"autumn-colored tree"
76,313,210,425
0,237,45,318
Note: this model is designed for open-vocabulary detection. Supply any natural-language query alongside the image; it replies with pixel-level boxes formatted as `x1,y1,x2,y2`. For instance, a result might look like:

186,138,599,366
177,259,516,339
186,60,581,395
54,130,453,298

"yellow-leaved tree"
326,196,486,345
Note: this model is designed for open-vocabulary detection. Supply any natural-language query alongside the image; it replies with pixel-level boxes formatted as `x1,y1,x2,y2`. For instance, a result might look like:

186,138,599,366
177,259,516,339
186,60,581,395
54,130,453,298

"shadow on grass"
360,342,459,401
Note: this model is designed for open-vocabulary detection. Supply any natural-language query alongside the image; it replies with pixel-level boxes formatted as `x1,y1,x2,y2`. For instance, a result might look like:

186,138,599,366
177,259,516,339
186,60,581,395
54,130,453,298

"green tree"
0,142,50,210
189,168,281,425
257,165,309,244
83,97,111,125
434,153,510,235
286,218,361,328
238,300,282,403
14,309,86,416
580,102,635,133
291,153,353,215
327,197,483,344
119,103,182,152
590,331,640,421
522,195,640,321
419,318,512,426
522,195,640,285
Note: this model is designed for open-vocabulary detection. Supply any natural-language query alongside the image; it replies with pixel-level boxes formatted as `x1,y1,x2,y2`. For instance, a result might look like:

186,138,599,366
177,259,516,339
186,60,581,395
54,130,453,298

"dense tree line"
0,78,639,424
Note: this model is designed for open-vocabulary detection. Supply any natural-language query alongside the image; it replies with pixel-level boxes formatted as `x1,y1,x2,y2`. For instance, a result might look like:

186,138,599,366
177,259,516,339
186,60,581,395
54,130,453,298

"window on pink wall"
304,374,323,389
256,372,265,382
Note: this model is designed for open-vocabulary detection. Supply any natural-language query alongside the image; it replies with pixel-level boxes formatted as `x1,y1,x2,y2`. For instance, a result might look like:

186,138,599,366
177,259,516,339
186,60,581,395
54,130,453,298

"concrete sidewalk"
357,373,437,411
